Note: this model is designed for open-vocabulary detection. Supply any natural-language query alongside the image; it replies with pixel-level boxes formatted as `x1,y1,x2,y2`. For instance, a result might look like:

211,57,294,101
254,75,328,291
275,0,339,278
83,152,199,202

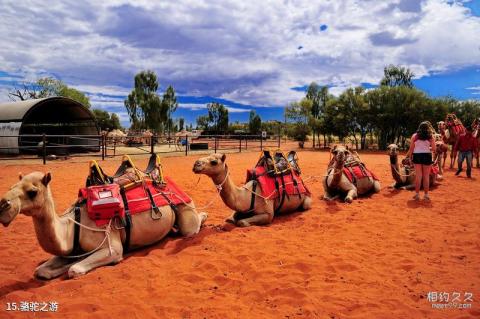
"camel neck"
328,158,344,188
32,188,72,256
389,154,404,184
211,166,244,212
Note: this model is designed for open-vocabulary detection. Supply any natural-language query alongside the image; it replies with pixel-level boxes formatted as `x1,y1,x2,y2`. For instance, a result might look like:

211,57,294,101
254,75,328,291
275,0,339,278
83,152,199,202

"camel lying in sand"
322,145,381,203
0,172,207,279
192,153,312,227
387,144,439,190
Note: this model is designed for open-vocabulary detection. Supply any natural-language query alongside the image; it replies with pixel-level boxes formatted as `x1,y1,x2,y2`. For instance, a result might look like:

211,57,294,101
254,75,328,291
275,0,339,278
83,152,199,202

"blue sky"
0,0,479,127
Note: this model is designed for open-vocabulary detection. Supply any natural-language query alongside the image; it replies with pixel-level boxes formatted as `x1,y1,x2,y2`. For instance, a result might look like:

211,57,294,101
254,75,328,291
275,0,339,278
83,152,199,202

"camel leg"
236,213,273,227
175,203,208,237
373,180,381,193
345,188,357,203
67,245,123,278
476,151,480,168
301,196,312,210
34,256,80,280
323,193,339,201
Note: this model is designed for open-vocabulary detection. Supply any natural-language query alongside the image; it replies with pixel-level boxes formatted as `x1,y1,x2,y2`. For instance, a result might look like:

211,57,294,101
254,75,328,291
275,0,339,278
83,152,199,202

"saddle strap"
248,170,257,212
70,203,83,256
120,186,132,252
275,176,287,214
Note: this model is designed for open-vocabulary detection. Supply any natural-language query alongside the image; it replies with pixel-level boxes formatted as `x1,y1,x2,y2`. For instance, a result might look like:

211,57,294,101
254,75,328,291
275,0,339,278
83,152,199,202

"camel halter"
214,164,230,192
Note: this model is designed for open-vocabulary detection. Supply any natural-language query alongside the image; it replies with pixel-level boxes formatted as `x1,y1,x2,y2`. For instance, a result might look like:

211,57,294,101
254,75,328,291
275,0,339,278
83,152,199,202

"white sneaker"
424,194,430,201
413,193,420,201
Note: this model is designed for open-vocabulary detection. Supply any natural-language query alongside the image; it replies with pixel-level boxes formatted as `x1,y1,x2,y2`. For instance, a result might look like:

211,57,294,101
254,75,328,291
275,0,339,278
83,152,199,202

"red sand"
0,150,479,319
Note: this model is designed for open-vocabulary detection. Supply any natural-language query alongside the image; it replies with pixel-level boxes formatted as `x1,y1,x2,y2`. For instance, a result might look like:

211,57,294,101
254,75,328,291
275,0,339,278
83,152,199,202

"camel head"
0,172,52,227
433,133,443,142
387,144,399,156
331,145,350,163
437,121,445,132
193,153,227,177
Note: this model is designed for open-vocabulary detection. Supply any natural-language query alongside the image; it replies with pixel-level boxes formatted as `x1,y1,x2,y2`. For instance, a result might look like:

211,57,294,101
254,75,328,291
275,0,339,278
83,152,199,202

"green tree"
124,70,164,131
196,115,210,130
248,110,262,134
207,102,229,133
380,65,414,88
162,85,178,136
8,77,90,107
92,109,122,131
178,118,185,131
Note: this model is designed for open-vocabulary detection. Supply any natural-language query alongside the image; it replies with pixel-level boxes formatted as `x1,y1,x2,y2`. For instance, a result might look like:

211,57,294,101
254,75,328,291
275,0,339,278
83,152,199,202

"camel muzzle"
192,161,203,173
0,199,11,213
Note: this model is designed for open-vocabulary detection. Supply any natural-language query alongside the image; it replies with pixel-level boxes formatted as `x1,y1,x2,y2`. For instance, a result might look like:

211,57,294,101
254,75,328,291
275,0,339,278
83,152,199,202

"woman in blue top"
406,121,436,201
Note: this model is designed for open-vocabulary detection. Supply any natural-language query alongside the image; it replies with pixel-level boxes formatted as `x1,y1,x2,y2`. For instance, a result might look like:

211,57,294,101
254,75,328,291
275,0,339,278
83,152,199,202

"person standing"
406,121,436,201
454,126,478,178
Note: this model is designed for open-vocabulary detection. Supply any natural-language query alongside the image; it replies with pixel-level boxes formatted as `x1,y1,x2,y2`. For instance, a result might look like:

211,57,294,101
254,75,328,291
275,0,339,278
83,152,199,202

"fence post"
278,129,281,148
42,134,46,165
246,137,248,150
260,135,263,150
214,136,217,153
239,137,242,153
185,135,188,156
102,133,106,161
151,134,155,155
113,139,116,157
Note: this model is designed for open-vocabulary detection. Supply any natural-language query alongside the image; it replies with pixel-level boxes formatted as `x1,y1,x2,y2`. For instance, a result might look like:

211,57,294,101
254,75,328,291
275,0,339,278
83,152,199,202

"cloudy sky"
0,0,479,126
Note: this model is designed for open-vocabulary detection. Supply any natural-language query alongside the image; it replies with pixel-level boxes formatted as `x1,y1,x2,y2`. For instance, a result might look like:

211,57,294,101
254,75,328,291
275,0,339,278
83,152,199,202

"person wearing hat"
454,125,479,178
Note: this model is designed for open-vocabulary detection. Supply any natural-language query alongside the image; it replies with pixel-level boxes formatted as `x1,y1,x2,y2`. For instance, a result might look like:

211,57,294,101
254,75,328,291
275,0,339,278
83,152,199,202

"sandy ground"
0,150,478,319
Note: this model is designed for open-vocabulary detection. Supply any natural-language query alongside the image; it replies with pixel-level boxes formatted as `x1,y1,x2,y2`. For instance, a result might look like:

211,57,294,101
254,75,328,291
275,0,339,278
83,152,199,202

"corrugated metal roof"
0,98,49,121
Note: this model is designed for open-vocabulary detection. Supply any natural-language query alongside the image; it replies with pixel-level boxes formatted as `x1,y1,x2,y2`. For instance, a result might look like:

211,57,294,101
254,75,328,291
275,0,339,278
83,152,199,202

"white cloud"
0,0,479,109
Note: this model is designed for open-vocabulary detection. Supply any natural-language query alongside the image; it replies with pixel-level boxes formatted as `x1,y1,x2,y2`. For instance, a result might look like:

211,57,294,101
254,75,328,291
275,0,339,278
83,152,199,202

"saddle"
77,154,191,252
445,115,465,136
245,150,310,214
401,157,439,176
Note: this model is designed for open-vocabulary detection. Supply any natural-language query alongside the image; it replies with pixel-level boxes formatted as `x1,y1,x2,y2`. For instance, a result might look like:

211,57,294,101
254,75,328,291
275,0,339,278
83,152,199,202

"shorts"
412,153,432,165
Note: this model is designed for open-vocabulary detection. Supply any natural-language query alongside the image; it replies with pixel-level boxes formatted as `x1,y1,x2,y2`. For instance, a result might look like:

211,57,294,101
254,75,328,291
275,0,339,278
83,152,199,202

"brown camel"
192,153,312,227
0,172,207,279
472,118,480,168
437,114,465,169
323,145,381,203
387,144,438,190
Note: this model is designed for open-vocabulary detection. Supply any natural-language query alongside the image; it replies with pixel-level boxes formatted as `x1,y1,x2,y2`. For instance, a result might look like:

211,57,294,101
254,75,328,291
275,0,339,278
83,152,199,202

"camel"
192,153,312,227
323,145,381,203
387,144,438,190
0,172,207,279
437,114,465,169
472,118,480,168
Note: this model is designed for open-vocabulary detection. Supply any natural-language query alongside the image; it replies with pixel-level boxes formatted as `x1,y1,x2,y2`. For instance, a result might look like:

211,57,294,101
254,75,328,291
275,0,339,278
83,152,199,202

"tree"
124,70,164,131
248,110,262,134
162,85,178,136
93,109,122,131
8,77,90,107
207,102,229,133
178,118,185,131
196,115,210,130
380,65,414,88
285,99,312,142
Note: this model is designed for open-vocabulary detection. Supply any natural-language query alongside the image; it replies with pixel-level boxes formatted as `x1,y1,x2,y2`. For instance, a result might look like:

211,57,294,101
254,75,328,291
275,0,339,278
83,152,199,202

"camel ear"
18,172,23,181
346,145,349,151
42,172,52,186
221,154,226,162
331,145,337,153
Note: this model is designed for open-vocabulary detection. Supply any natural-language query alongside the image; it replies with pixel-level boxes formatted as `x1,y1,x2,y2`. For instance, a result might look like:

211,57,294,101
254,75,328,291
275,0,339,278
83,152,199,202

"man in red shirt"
454,126,479,178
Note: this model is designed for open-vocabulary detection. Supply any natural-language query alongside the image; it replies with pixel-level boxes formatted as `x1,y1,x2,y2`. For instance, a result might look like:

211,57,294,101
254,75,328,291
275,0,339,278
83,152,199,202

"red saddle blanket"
447,122,465,135
245,166,310,200
79,176,192,226
343,165,379,184
430,163,439,176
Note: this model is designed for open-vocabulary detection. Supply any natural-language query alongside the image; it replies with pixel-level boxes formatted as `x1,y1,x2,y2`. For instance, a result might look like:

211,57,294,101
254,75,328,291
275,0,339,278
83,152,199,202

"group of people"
406,121,478,201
